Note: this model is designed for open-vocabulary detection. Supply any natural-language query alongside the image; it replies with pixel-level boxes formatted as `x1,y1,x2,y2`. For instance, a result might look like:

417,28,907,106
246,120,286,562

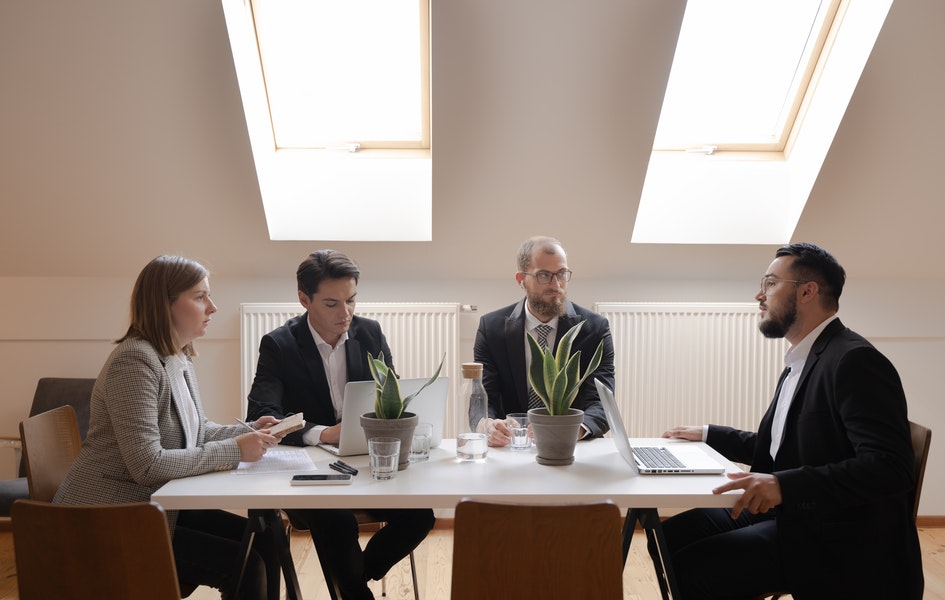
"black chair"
0,378,95,518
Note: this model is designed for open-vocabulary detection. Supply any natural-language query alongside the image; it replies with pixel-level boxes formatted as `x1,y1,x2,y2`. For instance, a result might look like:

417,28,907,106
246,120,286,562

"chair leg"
409,550,420,600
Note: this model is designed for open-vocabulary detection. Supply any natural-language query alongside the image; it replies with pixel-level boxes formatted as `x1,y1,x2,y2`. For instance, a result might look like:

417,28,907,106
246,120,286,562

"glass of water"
368,437,400,480
456,431,488,461
507,412,530,450
409,422,433,463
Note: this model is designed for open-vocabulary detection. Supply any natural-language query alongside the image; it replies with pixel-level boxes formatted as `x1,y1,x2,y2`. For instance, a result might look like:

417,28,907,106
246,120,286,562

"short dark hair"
119,255,208,357
775,242,845,310
297,250,360,297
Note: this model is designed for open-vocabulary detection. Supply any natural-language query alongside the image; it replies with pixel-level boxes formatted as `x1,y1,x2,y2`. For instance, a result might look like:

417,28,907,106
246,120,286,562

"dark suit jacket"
246,314,395,446
706,318,923,598
473,299,614,438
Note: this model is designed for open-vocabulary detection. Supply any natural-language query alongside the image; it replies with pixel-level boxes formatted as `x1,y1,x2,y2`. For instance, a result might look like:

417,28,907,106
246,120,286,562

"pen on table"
332,461,358,475
329,463,355,476
336,460,359,475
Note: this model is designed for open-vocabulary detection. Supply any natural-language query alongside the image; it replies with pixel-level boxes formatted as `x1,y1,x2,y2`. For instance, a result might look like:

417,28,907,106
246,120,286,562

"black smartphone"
290,473,352,486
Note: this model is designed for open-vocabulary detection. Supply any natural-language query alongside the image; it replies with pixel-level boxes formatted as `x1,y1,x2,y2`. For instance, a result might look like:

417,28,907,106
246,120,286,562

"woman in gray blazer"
55,255,283,599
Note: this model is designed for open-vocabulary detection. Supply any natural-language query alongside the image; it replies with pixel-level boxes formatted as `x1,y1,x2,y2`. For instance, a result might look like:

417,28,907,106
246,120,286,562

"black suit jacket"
706,318,923,598
473,299,614,438
246,314,395,446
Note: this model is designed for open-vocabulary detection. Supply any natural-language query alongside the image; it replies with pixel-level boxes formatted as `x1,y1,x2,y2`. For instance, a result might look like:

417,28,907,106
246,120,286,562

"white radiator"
593,303,788,437
240,302,461,435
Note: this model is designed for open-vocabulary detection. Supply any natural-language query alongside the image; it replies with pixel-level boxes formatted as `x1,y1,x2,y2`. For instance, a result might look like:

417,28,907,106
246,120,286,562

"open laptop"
317,377,449,456
594,378,726,475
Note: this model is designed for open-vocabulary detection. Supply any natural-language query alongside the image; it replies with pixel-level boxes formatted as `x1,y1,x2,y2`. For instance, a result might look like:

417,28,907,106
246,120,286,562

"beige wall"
2,275,943,514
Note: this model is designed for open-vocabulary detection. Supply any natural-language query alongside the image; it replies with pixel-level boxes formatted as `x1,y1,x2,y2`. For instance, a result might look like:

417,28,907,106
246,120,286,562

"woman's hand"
236,430,279,462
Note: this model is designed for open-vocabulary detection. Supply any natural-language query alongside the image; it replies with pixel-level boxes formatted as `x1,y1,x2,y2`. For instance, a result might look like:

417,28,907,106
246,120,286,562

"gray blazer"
54,338,244,534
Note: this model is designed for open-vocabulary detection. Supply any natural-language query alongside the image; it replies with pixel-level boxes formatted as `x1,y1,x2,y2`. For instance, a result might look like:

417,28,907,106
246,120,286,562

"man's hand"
485,418,512,447
318,423,342,445
714,472,782,519
661,426,702,441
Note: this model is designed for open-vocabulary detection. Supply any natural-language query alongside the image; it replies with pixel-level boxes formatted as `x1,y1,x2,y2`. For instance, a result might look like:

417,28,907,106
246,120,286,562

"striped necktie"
527,324,554,409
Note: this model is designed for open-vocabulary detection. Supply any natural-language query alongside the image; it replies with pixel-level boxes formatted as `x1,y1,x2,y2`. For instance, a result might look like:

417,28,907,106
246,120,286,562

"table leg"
231,509,304,600
623,508,682,600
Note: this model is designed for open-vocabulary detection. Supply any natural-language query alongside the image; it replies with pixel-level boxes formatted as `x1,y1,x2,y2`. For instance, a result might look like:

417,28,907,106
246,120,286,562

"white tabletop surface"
152,438,743,512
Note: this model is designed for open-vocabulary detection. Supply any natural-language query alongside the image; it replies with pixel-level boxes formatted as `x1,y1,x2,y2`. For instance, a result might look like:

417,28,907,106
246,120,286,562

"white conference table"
153,438,743,600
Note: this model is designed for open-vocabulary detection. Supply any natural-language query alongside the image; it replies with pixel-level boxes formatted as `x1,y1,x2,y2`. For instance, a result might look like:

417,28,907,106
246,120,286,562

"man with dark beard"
473,236,615,447
658,242,923,599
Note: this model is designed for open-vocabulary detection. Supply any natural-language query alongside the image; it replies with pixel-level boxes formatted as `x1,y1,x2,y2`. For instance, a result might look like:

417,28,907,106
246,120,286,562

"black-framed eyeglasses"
521,269,572,285
759,276,809,296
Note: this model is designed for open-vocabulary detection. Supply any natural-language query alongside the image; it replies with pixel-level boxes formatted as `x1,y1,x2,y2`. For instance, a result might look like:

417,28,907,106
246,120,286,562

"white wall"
3,275,942,515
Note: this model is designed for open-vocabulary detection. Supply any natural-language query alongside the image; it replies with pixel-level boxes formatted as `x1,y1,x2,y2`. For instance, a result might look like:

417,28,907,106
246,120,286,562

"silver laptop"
594,378,726,475
318,377,449,456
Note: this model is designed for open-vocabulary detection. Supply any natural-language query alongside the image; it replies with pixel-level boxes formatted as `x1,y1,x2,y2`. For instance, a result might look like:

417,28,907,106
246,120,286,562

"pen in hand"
234,418,260,434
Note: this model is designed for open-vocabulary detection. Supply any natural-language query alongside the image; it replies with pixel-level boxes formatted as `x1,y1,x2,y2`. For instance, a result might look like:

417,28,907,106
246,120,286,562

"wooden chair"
19,405,83,502
450,499,623,600
285,510,420,599
761,420,933,600
11,499,181,600
0,378,95,517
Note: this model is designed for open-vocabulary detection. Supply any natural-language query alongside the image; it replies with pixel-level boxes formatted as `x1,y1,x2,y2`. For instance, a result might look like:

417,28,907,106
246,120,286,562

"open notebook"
318,377,449,456
595,378,726,475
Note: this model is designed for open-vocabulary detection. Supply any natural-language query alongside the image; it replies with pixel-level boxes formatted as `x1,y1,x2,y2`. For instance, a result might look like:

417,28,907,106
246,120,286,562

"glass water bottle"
457,362,489,461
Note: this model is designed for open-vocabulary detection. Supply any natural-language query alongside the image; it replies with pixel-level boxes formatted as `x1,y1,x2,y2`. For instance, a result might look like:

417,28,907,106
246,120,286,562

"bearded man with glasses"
473,235,615,447
658,242,923,599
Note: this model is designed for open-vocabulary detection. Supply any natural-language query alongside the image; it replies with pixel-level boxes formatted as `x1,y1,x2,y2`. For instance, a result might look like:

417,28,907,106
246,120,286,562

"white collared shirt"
302,319,349,445
769,314,839,459
167,354,199,449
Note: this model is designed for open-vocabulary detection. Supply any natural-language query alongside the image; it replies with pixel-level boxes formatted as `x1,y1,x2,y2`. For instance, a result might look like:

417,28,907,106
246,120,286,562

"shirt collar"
785,314,838,368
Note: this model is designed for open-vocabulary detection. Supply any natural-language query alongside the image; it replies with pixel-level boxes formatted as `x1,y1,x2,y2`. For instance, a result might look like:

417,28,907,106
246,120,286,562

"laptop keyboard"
633,446,686,470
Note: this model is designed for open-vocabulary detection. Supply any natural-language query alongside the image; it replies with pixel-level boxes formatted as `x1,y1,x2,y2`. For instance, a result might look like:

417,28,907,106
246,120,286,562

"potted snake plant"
526,320,604,465
360,352,444,470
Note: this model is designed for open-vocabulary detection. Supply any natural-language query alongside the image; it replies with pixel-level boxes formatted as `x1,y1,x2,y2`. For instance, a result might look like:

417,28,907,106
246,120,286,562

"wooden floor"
2,525,944,599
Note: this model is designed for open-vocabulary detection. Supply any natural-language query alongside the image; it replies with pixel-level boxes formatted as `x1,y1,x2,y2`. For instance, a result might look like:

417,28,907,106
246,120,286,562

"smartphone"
290,473,352,486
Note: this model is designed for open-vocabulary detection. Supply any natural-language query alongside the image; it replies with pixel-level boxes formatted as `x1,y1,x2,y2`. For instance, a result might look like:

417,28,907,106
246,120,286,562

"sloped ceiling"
0,0,941,281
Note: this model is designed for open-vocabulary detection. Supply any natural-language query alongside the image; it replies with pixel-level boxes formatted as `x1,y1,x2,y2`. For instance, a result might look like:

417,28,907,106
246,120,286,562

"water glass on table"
409,422,433,463
507,412,530,450
368,437,401,480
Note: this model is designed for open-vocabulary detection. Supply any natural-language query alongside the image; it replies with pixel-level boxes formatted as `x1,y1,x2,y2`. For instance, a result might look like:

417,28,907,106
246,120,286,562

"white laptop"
317,377,449,456
594,378,726,475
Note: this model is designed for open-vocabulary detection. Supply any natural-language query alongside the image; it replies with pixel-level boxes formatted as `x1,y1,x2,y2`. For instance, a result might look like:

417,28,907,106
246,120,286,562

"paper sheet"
234,448,316,474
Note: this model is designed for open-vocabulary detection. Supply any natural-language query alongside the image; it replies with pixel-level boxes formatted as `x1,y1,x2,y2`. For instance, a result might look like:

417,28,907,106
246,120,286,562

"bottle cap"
461,362,483,378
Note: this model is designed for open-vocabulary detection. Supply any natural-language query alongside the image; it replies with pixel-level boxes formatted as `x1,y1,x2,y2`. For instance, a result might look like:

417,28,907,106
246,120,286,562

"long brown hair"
118,255,208,357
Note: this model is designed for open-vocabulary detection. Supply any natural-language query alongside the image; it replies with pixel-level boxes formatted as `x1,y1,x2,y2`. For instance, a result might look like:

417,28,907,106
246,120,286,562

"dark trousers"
285,508,435,600
174,509,282,600
660,507,784,600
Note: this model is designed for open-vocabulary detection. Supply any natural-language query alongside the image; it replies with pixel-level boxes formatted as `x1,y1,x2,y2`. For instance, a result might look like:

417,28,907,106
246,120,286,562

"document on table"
235,448,316,474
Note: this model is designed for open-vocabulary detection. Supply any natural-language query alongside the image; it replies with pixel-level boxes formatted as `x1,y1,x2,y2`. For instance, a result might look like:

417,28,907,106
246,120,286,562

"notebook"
594,378,726,475
317,377,450,456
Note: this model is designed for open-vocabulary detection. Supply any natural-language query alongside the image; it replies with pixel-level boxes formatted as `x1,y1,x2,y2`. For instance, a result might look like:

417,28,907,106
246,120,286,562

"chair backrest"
19,405,83,502
16,377,95,477
450,499,623,600
909,420,932,522
12,499,181,600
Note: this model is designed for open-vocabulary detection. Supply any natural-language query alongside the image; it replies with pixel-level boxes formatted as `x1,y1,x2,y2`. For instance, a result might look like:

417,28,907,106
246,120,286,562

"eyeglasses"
521,269,572,285
759,276,809,296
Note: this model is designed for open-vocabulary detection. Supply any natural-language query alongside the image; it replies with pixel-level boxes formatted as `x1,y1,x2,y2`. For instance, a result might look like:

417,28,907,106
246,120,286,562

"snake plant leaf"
367,351,445,419
526,320,605,415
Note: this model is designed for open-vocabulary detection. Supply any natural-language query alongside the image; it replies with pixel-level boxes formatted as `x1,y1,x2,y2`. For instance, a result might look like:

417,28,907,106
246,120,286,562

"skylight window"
221,0,432,241
252,0,428,149
633,0,893,245
654,0,836,152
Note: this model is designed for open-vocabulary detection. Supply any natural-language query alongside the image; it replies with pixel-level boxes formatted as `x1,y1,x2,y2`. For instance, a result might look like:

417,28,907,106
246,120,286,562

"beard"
527,288,566,320
758,296,797,339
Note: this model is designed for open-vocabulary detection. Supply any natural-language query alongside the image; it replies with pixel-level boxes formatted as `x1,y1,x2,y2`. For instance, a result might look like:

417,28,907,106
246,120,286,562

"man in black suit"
660,243,923,599
247,250,434,600
473,236,614,446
